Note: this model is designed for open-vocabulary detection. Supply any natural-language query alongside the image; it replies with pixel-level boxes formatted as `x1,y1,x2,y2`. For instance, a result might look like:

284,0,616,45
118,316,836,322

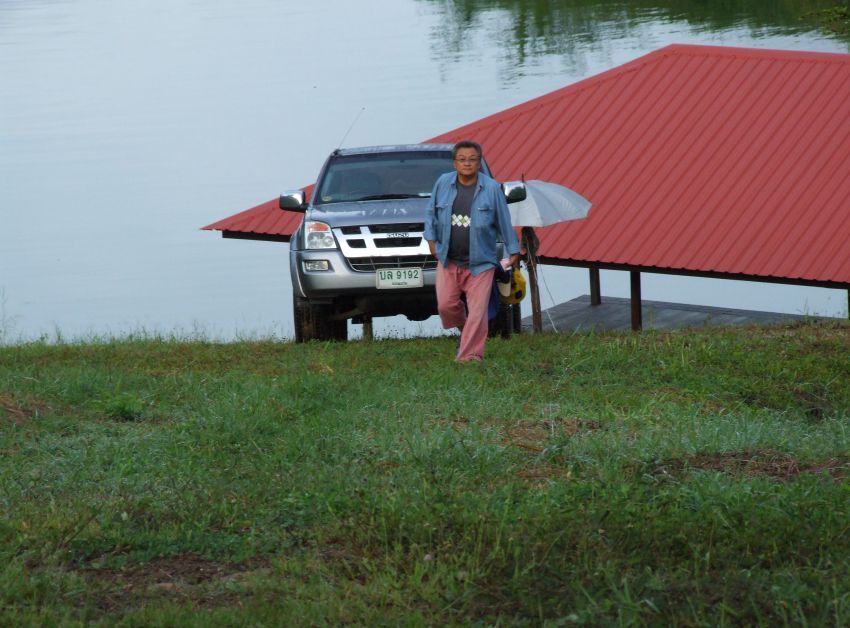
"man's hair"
452,140,482,160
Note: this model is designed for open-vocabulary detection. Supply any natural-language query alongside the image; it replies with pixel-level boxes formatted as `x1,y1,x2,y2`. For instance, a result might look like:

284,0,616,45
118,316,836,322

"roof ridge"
662,43,850,64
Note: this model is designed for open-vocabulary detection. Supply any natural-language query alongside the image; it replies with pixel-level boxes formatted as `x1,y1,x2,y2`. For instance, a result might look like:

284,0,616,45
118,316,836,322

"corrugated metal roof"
204,44,850,286
202,191,309,240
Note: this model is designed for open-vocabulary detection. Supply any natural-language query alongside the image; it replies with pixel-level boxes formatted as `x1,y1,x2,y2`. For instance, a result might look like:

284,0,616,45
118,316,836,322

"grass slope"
1,321,849,625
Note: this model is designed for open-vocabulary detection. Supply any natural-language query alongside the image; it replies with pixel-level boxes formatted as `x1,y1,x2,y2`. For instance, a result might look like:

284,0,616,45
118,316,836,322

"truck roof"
332,144,455,157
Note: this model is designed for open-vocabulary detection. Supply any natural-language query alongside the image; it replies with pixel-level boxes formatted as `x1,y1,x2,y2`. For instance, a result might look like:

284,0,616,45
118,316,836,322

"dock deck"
523,295,816,333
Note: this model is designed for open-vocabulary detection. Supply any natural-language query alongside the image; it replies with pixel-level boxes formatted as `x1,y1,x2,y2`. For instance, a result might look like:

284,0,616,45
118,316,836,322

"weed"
94,391,148,421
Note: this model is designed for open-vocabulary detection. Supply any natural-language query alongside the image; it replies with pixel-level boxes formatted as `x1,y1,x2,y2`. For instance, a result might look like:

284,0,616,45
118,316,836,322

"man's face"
453,147,481,179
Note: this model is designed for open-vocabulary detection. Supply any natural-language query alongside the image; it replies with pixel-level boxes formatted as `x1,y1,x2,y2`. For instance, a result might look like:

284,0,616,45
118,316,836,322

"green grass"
1,320,849,625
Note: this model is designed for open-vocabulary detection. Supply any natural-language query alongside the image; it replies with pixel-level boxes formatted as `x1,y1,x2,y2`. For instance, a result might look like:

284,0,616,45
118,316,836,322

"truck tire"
488,302,514,339
329,317,348,342
293,296,348,343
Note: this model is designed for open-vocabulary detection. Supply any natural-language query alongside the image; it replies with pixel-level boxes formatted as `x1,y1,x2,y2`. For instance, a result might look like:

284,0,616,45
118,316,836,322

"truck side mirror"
502,181,527,204
279,190,307,212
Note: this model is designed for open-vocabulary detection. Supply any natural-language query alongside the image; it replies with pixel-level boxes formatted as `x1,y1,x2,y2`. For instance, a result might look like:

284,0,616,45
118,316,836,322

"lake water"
1,0,848,343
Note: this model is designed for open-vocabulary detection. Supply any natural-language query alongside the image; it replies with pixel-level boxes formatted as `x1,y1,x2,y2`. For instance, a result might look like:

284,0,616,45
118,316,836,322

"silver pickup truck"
280,144,525,342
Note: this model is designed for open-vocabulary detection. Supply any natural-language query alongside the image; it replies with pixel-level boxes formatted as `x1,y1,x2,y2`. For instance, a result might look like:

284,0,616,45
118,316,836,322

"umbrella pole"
522,227,543,334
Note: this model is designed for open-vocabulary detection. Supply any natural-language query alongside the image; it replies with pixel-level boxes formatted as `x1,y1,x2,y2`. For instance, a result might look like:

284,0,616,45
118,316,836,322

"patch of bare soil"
505,417,603,453
81,553,271,611
0,395,51,446
308,361,335,375
0,393,40,425
640,449,850,482
517,463,570,487
651,387,728,413
503,418,601,486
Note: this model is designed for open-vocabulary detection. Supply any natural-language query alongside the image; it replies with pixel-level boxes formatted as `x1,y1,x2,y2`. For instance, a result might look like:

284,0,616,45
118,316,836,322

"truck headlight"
304,221,337,249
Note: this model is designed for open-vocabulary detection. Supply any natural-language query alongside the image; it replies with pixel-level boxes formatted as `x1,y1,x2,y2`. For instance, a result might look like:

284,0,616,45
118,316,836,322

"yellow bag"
500,267,526,305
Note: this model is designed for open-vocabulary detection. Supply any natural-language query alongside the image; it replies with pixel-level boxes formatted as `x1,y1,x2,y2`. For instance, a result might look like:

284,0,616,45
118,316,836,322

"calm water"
1,0,847,343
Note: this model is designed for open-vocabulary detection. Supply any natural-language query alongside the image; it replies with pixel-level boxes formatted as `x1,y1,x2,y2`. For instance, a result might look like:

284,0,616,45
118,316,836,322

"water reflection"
424,0,848,80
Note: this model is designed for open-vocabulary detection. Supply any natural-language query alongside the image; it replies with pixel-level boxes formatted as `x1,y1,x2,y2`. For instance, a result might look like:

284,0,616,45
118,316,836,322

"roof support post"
522,227,543,333
589,266,601,305
362,316,373,341
630,271,642,331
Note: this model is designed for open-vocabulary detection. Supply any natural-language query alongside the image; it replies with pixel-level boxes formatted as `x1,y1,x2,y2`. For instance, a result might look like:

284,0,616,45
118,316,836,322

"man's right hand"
427,240,436,257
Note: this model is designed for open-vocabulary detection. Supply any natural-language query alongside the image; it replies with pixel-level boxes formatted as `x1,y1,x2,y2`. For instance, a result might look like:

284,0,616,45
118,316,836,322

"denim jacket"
424,171,520,276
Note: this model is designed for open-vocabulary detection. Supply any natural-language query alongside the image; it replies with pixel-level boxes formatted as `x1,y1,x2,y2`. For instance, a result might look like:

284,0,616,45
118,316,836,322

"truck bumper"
291,249,438,319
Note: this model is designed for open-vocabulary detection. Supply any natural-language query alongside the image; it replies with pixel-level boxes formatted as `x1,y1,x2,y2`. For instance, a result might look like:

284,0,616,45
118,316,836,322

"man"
424,141,520,362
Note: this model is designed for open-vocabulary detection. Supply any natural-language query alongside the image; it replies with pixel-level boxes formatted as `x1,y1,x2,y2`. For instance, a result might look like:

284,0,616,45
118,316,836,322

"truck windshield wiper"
355,193,423,201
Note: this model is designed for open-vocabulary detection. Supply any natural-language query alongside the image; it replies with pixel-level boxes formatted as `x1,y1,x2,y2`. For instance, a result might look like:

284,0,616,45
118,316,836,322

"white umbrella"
508,180,592,333
509,179,592,227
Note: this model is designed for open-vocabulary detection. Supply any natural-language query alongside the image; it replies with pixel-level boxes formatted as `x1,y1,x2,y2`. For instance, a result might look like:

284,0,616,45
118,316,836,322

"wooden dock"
523,295,815,333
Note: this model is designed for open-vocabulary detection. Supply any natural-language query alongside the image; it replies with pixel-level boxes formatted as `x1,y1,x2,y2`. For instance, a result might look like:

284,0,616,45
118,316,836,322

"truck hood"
307,198,429,228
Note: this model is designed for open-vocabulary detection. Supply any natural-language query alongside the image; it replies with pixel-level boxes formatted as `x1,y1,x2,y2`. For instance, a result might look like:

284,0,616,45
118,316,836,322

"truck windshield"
315,151,488,205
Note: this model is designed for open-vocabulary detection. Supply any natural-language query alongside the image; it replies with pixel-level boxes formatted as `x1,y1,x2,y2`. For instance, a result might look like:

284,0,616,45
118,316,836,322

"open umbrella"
509,179,592,227
508,180,592,333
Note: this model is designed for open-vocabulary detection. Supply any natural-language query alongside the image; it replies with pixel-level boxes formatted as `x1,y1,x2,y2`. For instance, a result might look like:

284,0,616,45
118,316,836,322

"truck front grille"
369,223,424,233
375,237,421,248
348,255,437,272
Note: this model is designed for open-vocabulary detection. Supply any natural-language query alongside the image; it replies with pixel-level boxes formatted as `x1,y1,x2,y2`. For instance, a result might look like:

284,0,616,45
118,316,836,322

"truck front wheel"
293,295,348,343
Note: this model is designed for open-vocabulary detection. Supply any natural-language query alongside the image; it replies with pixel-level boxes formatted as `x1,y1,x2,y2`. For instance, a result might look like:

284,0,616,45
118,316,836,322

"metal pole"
589,266,601,305
630,271,642,331
362,316,373,341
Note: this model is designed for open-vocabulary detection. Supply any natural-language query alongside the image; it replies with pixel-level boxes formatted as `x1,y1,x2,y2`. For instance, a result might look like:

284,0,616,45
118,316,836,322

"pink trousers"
436,261,495,361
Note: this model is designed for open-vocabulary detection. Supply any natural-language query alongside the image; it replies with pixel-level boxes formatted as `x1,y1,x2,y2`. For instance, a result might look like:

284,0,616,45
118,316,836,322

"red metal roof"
204,44,850,287
203,186,312,241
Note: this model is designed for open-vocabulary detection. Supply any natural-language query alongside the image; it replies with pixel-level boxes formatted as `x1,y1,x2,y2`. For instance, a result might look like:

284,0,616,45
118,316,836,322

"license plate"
376,267,423,289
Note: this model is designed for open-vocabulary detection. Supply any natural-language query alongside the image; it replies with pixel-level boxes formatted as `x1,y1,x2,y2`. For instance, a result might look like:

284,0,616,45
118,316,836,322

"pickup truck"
279,144,525,342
